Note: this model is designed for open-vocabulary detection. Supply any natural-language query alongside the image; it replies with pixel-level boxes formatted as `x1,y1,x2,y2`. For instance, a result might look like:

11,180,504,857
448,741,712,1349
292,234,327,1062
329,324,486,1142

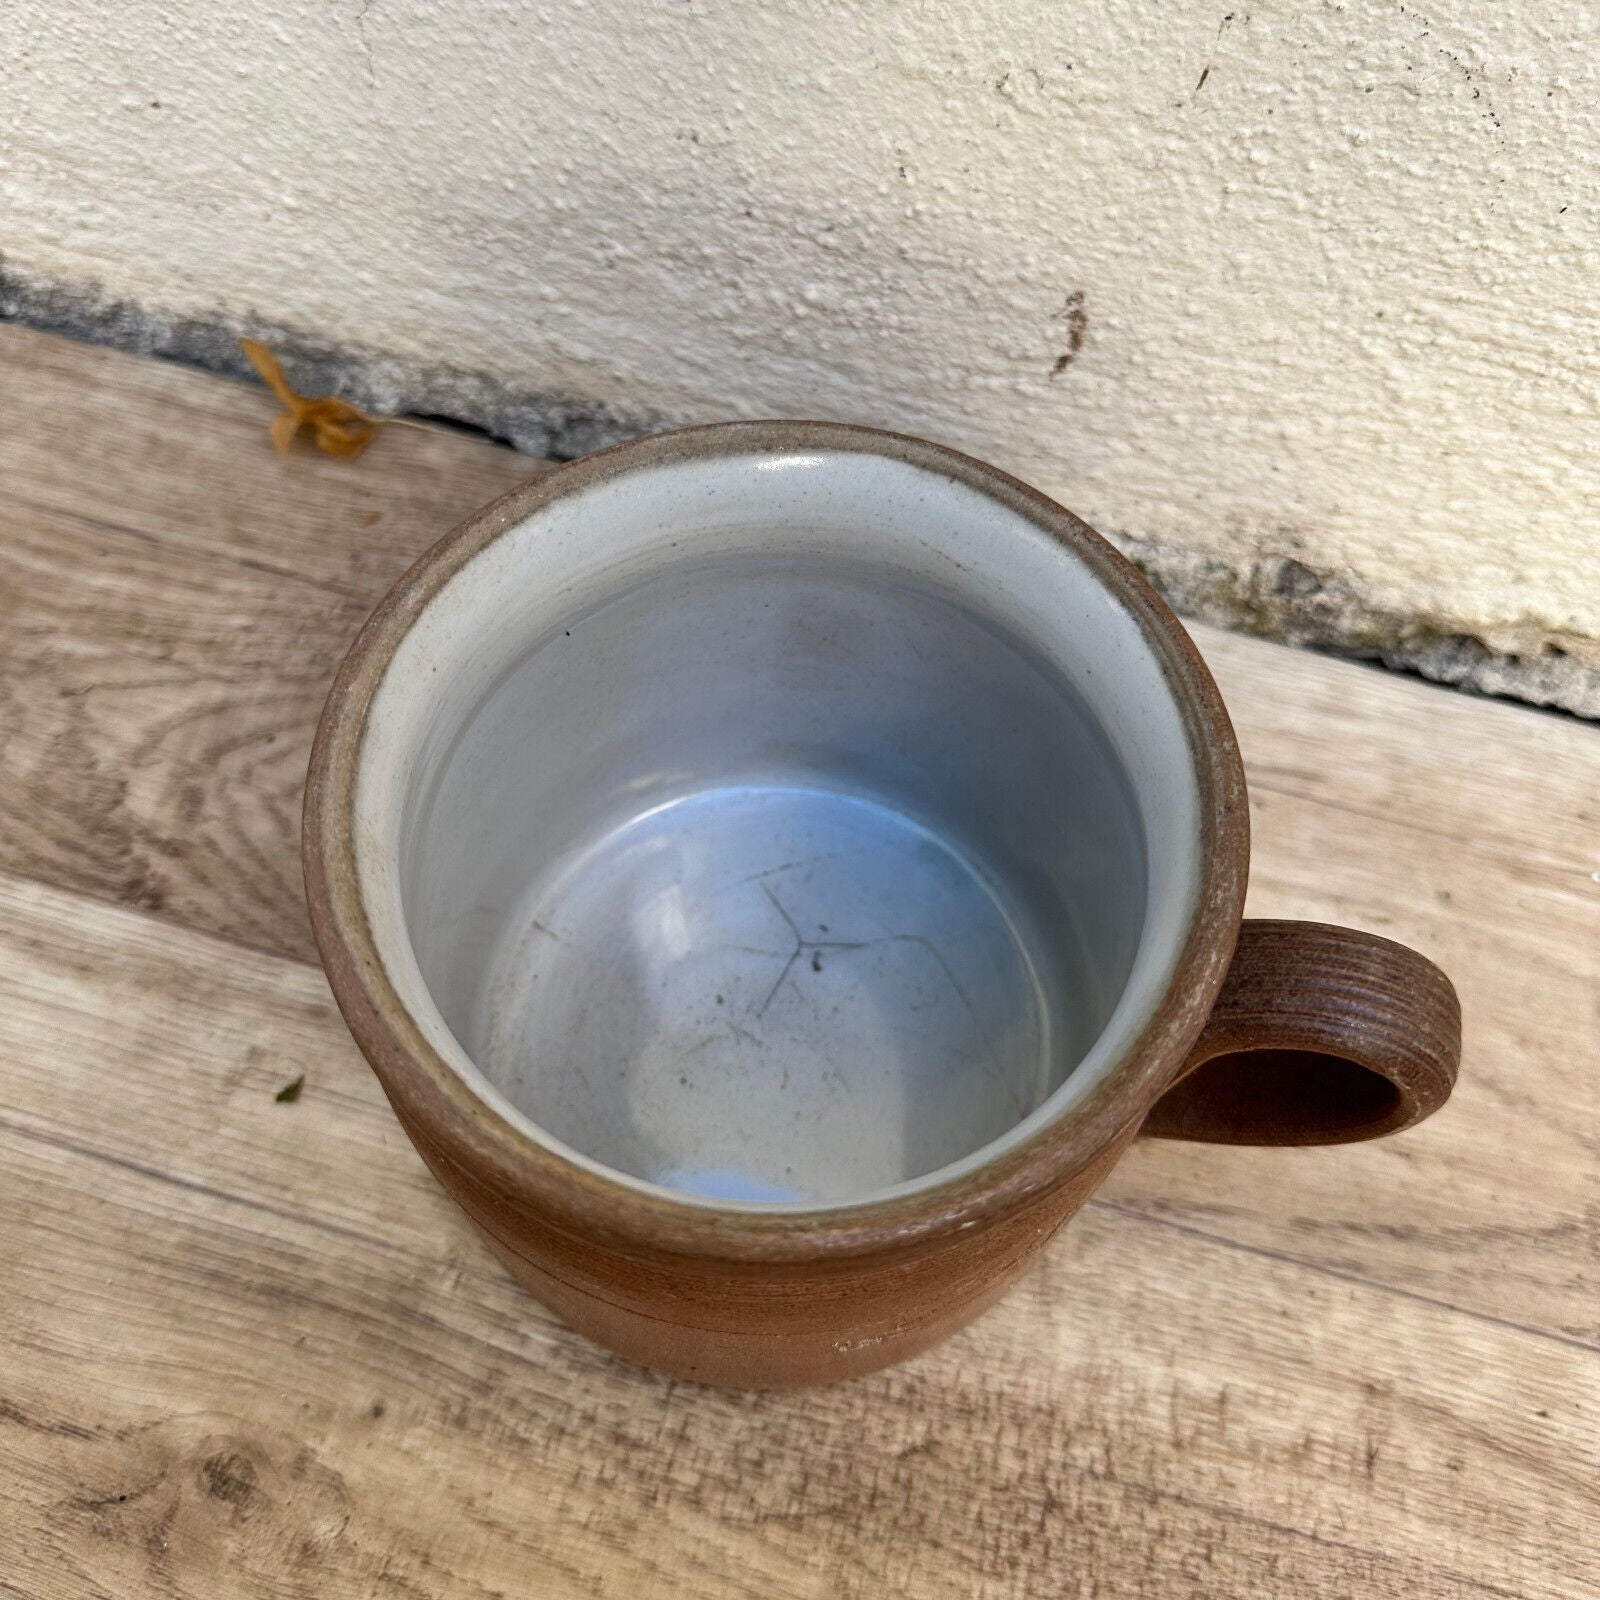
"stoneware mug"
304,422,1460,1388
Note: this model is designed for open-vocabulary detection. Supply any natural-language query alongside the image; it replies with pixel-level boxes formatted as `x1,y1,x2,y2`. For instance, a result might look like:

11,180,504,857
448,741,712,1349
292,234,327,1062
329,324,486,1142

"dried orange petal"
241,339,385,460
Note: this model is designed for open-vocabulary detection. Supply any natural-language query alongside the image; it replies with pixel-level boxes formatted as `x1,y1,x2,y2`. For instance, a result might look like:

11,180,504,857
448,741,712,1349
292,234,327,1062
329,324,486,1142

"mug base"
473,782,1058,1206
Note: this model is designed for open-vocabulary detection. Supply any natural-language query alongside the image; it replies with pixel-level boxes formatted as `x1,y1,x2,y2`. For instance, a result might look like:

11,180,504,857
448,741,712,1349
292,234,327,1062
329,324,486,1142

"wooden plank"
0,324,544,966
1207,633,1600,879
1,874,1593,1600
1103,783,1600,1346
0,498,367,962
0,321,541,597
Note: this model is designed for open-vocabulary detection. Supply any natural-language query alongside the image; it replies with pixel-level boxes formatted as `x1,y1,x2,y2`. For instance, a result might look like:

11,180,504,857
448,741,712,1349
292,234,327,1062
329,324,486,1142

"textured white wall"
4,2,1597,695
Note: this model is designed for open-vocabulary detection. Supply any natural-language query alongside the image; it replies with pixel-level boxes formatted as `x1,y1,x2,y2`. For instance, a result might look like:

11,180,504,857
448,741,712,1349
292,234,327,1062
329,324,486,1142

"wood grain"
0,321,542,597
1,323,1597,1596
0,324,546,964
1104,784,1600,1345
0,499,364,961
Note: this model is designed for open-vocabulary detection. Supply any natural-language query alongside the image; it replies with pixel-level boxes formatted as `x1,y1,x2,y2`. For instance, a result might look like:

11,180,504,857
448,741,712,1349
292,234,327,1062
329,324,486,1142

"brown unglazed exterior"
401,1105,1142,1386
302,421,1447,1387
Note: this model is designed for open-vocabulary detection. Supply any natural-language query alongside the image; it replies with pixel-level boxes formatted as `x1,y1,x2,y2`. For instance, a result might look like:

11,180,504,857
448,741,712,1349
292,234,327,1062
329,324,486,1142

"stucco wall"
4,2,1597,709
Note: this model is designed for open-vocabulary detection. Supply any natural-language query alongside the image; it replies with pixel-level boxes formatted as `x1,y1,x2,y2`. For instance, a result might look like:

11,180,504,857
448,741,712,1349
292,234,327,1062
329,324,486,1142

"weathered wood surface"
1,323,1595,1598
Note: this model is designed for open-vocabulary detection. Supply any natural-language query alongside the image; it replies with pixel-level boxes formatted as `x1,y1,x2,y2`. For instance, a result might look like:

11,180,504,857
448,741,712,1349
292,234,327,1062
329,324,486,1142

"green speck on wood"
275,1075,305,1103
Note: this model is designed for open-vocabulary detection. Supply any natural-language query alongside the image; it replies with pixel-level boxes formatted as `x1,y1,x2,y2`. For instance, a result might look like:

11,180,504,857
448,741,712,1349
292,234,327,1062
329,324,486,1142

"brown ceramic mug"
304,422,1460,1387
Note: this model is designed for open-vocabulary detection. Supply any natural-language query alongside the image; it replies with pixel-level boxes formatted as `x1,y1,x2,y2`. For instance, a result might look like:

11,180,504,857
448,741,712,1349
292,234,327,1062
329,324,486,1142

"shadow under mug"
304,421,1460,1388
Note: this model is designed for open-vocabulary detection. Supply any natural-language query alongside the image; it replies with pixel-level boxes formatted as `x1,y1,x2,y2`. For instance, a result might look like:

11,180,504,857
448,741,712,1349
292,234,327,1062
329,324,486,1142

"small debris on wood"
274,1074,306,1103
240,339,384,459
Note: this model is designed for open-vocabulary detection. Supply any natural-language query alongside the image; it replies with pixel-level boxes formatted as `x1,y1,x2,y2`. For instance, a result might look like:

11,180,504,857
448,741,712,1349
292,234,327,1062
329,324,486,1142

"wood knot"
201,1449,258,1507
50,1416,354,1587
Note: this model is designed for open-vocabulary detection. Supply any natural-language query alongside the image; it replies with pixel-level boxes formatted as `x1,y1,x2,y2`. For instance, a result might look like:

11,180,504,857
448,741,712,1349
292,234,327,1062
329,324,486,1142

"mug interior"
355,440,1203,1208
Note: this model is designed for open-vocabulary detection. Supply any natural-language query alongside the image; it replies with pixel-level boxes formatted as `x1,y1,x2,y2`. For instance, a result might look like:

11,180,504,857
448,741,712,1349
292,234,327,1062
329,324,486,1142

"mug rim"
304,420,1249,1262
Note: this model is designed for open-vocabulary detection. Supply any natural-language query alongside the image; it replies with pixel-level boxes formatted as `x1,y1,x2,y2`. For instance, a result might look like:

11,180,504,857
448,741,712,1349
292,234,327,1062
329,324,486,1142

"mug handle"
1142,920,1460,1145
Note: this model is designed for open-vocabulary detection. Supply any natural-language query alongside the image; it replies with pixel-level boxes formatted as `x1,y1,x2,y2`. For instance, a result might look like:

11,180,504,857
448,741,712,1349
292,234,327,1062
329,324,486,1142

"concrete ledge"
1116,539,1600,721
0,255,657,462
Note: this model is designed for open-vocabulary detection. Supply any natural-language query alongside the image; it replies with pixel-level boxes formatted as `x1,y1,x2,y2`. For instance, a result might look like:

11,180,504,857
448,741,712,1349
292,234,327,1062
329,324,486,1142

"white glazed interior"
354,448,1202,1209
